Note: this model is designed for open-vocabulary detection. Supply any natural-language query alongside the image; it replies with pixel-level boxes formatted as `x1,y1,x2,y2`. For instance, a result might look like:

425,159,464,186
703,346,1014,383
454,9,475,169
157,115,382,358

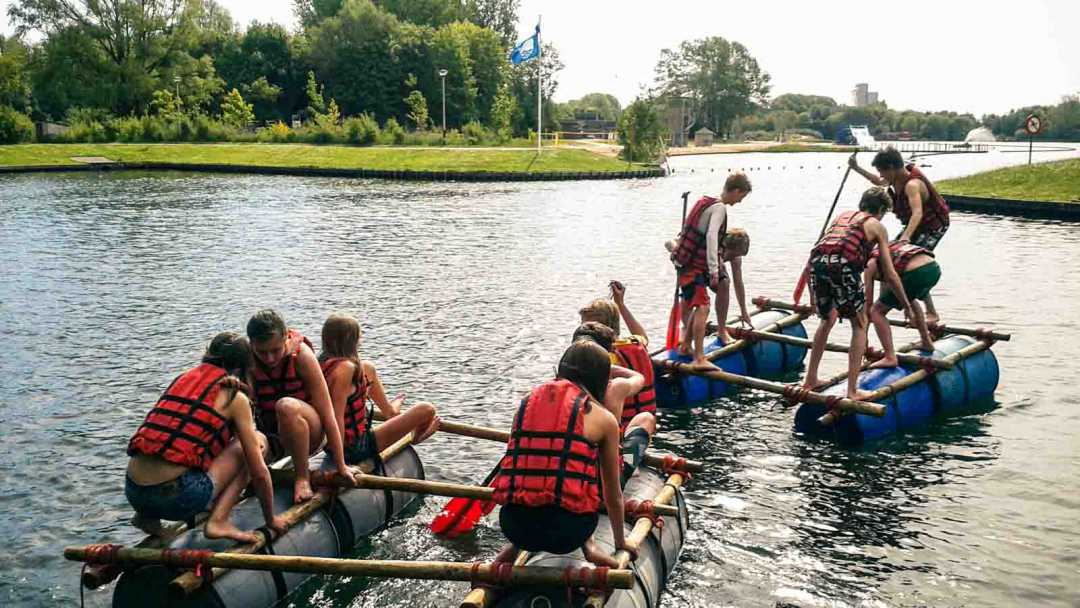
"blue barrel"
741,310,809,376
112,448,424,607
493,466,688,608
794,335,999,444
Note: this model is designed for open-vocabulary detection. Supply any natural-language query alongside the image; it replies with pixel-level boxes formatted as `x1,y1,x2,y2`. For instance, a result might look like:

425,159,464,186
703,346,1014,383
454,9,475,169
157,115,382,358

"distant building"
694,127,715,147
851,83,881,107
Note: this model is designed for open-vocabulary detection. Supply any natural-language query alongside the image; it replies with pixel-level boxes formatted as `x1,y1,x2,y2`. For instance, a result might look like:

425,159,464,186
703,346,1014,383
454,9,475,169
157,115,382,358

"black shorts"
499,504,599,554
621,427,650,486
808,255,865,319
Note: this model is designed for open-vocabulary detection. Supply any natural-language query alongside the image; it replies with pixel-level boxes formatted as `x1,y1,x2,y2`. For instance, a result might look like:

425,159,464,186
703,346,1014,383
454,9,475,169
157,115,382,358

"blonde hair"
723,228,750,257
724,172,752,193
319,313,362,383
578,298,620,335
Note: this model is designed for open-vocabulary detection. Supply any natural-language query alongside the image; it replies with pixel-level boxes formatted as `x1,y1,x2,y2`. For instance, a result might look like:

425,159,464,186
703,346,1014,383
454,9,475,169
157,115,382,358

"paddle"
429,461,500,538
793,153,856,304
664,191,692,350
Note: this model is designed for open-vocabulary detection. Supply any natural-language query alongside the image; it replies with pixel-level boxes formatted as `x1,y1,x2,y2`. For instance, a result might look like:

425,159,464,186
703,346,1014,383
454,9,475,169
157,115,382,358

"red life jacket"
671,196,727,273
872,241,933,274
320,357,372,446
812,210,875,268
891,165,950,233
612,337,656,432
127,363,233,471
252,328,312,412
492,380,601,515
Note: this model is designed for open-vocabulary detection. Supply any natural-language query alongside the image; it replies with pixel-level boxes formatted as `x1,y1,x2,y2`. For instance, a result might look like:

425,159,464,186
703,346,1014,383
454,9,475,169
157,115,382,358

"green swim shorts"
880,261,941,309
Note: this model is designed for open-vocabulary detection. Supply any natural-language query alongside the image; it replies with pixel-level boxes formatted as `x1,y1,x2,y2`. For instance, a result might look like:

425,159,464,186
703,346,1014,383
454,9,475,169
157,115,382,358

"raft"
794,335,1000,444
655,309,809,408
112,447,424,607
491,466,688,608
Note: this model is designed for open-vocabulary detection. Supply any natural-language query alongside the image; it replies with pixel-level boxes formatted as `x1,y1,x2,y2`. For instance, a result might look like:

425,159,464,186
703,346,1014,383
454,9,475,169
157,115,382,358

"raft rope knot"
80,544,123,608
781,384,811,405
160,548,215,582
974,328,996,344
864,347,884,361
927,322,947,339
469,560,515,588
728,326,757,343
823,395,843,414
916,356,940,375
661,454,692,479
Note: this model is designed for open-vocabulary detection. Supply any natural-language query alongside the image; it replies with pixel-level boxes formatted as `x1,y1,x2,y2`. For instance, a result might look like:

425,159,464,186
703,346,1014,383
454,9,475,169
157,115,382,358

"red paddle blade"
664,297,681,351
792,273,808,306
430,497,496,538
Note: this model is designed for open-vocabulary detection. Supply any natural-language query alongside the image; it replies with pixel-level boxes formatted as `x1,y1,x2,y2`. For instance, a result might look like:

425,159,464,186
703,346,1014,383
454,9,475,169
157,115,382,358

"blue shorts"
328,427,379,466
125,469,214,522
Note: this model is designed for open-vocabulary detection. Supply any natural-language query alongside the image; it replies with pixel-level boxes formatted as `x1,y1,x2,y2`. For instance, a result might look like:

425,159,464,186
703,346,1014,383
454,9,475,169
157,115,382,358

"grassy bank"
668,142,855,156
938,158,1080,203
0,143,652,174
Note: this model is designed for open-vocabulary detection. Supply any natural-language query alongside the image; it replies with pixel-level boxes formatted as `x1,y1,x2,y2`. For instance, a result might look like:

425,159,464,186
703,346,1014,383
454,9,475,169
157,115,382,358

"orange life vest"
891,164,950,233
612,337,656,432
812,210,874,267
320,357,372,446
492,380,601,515
127,363,233,471
872,241,933,274
252,328,311,412
671,196,727,273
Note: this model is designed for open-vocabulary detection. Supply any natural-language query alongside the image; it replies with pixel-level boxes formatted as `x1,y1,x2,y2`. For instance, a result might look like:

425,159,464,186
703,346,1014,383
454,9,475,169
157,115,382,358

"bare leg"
373,403,439,450
204,437,265,543
911,300,935,351
492,544,520,564
277,398,323,504
691,306,713,367
677,302,692,355
582,537,621,568
713,278,733,344
624,412,657,438
802,311,837,389
924,293,939,325
869,302,899,369
848,312,874,400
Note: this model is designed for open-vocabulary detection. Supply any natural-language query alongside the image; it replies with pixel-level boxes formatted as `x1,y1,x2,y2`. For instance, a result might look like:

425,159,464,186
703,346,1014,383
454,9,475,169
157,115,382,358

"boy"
711,229,754,344
799,187,915,399
864,241,941,367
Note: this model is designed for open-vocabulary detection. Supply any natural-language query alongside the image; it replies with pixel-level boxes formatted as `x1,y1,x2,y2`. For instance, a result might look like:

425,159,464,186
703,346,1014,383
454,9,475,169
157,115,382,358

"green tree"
464,0,520,47
404,89,430,130
241,76,283,122
220,87,254,127
489,81,516,139
374,0,462,27
653,36,771,138
150,89,184,117
618,97,664,162
508,42,562,135
304,70,326,117
0,36,32,111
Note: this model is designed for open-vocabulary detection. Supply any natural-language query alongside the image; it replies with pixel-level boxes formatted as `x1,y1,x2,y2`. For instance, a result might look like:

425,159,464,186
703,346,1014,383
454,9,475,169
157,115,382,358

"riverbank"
667,141,855,156
937,158,1080,203
0,143,659,179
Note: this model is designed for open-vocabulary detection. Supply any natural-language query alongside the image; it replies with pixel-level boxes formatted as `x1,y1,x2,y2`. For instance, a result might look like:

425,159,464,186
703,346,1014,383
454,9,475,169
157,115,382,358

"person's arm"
596,411,630,553
610,281,647,342
326,364,353,450
603,366,644,421
364,361,403,419
899,180,923,242
296,346,350,476
849,153,887,186
229,392,288,535
870,222,913,317
730,257,752,326
704,205,727,284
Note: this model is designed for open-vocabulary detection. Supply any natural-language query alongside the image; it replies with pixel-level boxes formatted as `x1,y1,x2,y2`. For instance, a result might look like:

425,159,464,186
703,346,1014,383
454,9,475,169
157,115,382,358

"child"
668,173,752,365
319,313,440,465
800,187,915,399
126,332,288,543
711,229,754,344
247,309,351,504
864,241,941,367
492,340,637,567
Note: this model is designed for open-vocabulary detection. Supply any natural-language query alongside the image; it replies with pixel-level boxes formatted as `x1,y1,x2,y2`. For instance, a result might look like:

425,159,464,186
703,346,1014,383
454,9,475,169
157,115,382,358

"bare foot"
850,389,876,401
925,313,940,326
204,520,259,544
293,477,315,504
919,341,935,352
716,331,734,345
676,341,691,356
691,357,718,370
130,513,165,536
801,378,821,392
582,539,621,569
869,357,899,369
412,417,440,445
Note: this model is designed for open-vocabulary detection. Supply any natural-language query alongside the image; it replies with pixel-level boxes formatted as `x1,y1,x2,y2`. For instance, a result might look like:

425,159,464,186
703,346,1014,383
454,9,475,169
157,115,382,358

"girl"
126,332,288,543
319,313,439,465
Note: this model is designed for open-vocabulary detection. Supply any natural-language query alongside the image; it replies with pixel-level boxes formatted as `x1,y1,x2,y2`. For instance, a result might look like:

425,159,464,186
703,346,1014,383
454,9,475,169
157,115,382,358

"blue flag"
510,25,540,65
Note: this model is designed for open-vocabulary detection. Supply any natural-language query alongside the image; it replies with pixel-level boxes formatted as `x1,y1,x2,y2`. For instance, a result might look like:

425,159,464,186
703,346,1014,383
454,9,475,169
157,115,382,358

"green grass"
755,143,855,154
0,143,652,174
938,158,1080,203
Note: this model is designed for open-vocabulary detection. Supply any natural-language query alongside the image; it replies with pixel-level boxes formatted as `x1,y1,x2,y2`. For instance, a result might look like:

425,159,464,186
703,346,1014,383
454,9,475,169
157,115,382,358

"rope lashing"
469,561,515,588
781,384,812,405
80,544,122,565
824,395,843,414
974,328,996,344
661,454,692,479
727,327,757,343
563,565,611,590
624,499,664,545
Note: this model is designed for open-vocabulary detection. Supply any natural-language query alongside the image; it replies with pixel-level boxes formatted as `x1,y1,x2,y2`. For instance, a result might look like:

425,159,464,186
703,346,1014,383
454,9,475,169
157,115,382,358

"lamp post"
173,76,182,137
173,76,181,105
438,68,448,142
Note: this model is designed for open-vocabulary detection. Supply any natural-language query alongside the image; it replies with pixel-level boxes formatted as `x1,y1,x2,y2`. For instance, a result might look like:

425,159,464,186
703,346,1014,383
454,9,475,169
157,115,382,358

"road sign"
1025,114,1043,136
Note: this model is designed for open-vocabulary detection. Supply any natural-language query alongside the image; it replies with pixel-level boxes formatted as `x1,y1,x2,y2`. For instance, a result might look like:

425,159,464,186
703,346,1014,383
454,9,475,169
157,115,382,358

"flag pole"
537,15,542,153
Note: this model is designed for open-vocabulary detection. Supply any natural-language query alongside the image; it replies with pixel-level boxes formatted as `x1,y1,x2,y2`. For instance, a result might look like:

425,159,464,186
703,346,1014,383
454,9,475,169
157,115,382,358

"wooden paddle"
793,154,855,304
664,191,691,350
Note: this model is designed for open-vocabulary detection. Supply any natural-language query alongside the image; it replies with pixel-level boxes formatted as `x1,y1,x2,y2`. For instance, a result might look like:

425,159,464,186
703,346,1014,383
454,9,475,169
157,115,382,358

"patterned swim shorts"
808,254,865,319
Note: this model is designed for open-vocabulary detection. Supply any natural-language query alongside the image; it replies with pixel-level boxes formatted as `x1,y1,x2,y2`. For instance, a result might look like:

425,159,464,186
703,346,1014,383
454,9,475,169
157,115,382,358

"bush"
257,121,294,143
380,117,406,145
742,130,775,142
111,116,146,142
0,105,34,143
402,130,446,146
444,129,465,146
462,121,487,145
618,99,664,162
65,107,114,126
63,120,108,143
344,113,379,145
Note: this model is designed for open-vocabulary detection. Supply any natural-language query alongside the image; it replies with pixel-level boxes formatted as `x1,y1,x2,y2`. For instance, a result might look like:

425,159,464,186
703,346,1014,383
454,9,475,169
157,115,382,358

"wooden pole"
460,550,532,608
751,297,1012,342
656,359,886,417
582,473,684,608
817,340,991,426
723,327,953,370
702,312,807,363
170,433,415,595
817,340,922,390
64,548,633,591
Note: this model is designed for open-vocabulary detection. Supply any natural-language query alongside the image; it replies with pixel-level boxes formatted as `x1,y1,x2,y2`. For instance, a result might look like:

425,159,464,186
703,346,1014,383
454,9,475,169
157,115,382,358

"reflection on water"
1,145,1079,607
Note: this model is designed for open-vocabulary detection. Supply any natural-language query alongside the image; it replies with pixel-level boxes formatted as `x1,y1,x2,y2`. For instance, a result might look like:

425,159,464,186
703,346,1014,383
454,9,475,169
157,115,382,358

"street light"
173,76,181,104
438,68,448,141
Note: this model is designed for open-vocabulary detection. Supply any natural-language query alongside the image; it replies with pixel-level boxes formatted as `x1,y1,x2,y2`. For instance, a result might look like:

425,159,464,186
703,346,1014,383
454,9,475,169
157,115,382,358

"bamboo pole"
817,340,923,390
170,432,415,595
582,473,685,608
816,340,992,426
751,297,1012,342
723,327,954,370
459,550,533,608
64,547,633,591
656,359,886,417
702,312,807,363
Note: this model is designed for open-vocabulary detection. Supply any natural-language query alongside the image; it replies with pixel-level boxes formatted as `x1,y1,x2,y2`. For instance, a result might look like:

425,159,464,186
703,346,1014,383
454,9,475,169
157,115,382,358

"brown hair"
572,322,616,352
320,313,363,384
557,340,611,406
247,309,286,343
722,228,750,257
871,146,905,170
859,186,893,216
202,331,254,398
724,172,752,193
579,298,620,335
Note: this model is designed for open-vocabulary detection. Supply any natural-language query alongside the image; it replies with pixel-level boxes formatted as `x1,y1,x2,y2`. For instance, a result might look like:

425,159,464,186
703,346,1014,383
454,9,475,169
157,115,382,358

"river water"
1,145,1078,607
